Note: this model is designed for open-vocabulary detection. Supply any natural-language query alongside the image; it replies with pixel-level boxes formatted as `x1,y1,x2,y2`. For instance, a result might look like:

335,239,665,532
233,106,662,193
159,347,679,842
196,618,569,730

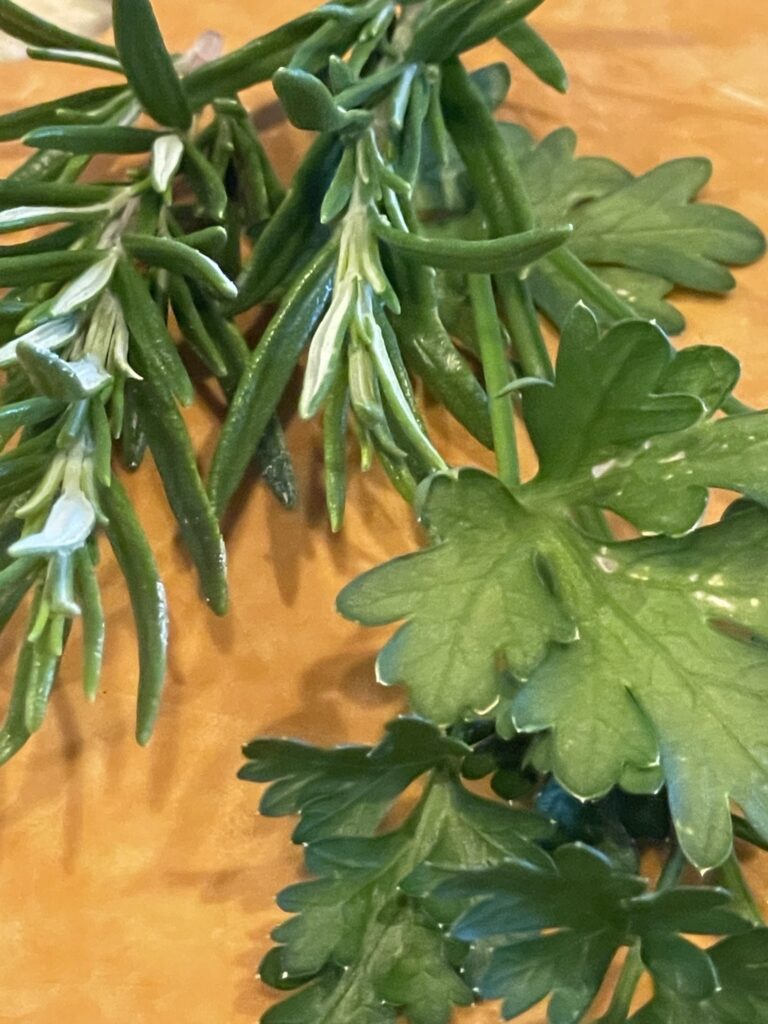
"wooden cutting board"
0,2,765,1021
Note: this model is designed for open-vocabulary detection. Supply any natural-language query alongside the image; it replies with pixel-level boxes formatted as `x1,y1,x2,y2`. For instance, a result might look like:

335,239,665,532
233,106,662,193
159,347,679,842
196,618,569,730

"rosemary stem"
469,273,519,488
720,850,764,925
439,58,554,382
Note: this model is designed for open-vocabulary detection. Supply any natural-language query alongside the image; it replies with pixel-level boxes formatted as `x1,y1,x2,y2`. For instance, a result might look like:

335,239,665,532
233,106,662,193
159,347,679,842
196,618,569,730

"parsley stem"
544,247,638,323
719,850,764,925
469,273,519,488
597,844,687,1023
732,813,768,853
598,943,644,1024
496,273,554,380
723,395,754,415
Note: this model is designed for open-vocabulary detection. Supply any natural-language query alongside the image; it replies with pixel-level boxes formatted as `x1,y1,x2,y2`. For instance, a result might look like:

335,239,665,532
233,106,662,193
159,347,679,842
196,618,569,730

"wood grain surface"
0,2,765,1022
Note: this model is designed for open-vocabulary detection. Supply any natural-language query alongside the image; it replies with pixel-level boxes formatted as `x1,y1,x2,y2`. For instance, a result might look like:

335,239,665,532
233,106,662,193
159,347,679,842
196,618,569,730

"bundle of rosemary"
1,0,767,1021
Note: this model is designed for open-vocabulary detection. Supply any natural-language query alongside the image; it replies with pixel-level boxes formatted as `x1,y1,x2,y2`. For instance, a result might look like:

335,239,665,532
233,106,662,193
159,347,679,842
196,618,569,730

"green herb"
0,1,767,1021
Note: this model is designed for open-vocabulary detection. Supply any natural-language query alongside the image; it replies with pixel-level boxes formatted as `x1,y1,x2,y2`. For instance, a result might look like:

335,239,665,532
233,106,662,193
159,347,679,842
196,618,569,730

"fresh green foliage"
428,124,765,336
1,0,768,1020
432,844,751,1022
239,716,470,842
0,0,292,755
338,469,577,723
631,930,768,1023
242,722,551,1024
339,458,768,869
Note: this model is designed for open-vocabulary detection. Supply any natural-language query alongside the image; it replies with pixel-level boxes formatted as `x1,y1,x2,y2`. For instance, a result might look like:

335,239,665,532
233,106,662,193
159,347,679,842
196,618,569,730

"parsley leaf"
501,129,766,330
522,306,706,479
433,844,749,1024
631,930,768,1023
522,305,764,533
501,125,631,229
337,470,577,723
566,157,766,292
255,758,550,1024
238,717,467,843
339,465,768,867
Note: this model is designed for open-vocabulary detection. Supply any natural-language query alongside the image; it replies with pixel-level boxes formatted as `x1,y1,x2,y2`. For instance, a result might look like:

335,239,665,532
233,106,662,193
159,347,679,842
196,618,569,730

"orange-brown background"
0,2,766,1021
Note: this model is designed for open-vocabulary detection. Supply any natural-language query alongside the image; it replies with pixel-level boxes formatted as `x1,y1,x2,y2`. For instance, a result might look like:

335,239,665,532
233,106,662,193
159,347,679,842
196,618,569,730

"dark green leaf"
438,844,742,1023
0,0,116,56
640,932,718,1000
377,220,571,273
181,141,229,221
632,930,768,1023
209,243,336,514
0,249,98,287
239,717,468,843
26,45,124,73
74,546,105,701
100,474,168,745
273,67,372,133
470,62,512,111
130,369,228,616
24,125,164,155
498,21,568,91
261,767,549,1024
113,0,191,130
112,255,194,406
523,305,704,484
0,181,113,210
234,134,339,312
122,233,237,301
0,85,125,143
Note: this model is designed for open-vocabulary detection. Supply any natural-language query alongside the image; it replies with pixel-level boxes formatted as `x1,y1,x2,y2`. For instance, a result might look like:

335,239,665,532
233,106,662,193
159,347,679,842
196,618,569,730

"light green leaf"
150,133,184,193
16,344,111,401
0,316,80,369
341,467,768,868
50,252,117,316
337,469,577,723
581,410,768,535
0,201,109,233
568,158,767,292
